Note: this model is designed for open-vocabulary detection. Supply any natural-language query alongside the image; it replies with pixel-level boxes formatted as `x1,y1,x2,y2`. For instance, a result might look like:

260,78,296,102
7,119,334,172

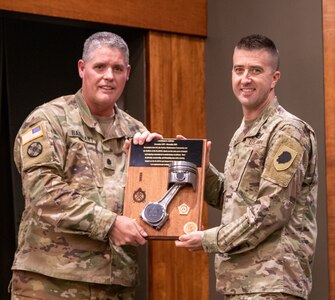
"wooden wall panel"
146,32,206,138
323,0,335,299
0,0,207,36
146,31,208,300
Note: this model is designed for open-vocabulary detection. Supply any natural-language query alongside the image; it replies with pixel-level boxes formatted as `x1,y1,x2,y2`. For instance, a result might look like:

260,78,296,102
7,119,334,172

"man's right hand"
109,216,148,247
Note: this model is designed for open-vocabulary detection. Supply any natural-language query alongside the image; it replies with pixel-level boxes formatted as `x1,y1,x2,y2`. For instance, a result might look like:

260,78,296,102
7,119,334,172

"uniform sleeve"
204,163,225,209
202,123,316,255
14,111,116,242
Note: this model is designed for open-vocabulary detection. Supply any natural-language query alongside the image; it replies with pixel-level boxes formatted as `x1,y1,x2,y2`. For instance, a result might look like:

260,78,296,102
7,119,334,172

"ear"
271,70,281,89
78,59,85,79
126,65,131,81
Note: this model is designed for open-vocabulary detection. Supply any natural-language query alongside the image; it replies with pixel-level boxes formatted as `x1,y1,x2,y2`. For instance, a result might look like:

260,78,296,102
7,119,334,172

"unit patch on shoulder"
21,123,44,145
262,136,303,187
273,145,297,171
27,142,43,157
20,122,52,171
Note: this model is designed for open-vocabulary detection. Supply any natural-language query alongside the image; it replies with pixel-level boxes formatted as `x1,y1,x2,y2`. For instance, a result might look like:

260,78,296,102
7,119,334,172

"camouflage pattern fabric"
222,293,303,300
11,270,135,299
202,98,318,299
11,90,147,287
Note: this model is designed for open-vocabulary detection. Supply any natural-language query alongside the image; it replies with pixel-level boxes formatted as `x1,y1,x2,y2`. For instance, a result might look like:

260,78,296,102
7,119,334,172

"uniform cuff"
202,227,220,253
90,206,117,241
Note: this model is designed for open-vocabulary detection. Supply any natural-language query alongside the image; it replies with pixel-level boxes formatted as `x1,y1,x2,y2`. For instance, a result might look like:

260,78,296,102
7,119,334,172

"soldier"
10,31,162,299
176,34,318,300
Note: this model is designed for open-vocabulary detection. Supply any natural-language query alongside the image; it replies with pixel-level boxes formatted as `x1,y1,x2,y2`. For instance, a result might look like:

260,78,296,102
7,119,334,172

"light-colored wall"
205,1,327,299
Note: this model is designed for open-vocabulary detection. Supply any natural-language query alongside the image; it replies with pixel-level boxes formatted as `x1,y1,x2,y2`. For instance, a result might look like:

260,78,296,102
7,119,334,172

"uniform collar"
74,89,134,138
234,97,279,144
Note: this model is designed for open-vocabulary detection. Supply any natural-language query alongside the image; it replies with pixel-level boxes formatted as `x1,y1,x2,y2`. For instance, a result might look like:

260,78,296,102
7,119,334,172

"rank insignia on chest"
273,145,297,171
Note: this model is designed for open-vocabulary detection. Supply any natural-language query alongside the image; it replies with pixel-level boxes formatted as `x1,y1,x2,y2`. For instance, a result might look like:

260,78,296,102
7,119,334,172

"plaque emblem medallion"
183,221,198,234
133,188,146,203
178,203,190,215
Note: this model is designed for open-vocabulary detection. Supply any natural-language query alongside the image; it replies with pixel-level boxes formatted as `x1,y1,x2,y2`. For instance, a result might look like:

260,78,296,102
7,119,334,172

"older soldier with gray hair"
176,34,318,300
10,31,161,299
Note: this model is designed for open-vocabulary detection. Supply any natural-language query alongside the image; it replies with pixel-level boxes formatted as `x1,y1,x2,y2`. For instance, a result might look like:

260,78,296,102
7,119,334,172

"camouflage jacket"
202,98,318,299
12,90,147,286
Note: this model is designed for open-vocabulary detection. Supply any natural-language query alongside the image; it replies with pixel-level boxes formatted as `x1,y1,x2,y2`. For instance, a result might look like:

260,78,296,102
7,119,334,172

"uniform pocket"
232,142,267,203
65,134,103,190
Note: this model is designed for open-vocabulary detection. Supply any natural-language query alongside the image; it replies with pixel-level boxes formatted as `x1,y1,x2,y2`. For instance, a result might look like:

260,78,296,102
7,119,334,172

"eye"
113,65,125,73
94,64,105,71
234,67,245,75
249,67,263,75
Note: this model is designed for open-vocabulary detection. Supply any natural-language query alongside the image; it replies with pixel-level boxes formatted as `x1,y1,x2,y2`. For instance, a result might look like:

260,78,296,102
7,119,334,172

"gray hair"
82,31,129,64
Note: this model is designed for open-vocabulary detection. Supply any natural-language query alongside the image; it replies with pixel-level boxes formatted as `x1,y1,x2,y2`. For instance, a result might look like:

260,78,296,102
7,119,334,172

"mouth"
241,87,255,92
240,87,255,95
99,85,115,91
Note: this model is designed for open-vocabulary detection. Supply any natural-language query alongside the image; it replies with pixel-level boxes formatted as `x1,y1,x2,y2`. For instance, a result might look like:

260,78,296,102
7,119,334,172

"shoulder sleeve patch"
262,136,303,187
21,123,44,145
273,145,297,171
20,123,52,170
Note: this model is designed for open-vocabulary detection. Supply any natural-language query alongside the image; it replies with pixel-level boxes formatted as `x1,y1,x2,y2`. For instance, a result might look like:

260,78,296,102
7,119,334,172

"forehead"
233,48,273,67
89,46,127,63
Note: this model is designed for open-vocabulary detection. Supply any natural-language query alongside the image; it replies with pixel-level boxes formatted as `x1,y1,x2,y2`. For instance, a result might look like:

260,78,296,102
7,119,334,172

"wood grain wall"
146,32,206,138
323,0,335,299
0,0,207,36
146,31,208,300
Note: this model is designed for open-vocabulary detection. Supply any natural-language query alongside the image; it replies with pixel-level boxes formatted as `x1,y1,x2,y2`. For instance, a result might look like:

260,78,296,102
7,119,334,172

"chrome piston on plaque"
140,161,197,230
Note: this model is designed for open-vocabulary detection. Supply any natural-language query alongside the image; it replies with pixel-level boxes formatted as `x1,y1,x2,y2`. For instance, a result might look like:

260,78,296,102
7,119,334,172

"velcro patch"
21,123,44,145
262,136,303,187
27,142,43,158
21,123,52,170
273,145,297,171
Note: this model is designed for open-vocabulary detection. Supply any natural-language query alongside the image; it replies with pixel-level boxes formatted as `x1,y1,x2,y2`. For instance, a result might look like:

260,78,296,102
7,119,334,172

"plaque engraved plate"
123,139,207,239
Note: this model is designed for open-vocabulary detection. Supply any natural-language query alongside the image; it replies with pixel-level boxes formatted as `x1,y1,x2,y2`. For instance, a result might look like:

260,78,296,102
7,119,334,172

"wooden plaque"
123,138,207,239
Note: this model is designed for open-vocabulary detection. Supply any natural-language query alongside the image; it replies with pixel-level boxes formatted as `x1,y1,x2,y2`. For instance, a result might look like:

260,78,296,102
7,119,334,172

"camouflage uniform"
202,98,318,299
11,90,147,296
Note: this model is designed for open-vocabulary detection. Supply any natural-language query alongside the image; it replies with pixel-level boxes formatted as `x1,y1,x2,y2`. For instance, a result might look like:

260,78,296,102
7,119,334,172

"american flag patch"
21,123,44,145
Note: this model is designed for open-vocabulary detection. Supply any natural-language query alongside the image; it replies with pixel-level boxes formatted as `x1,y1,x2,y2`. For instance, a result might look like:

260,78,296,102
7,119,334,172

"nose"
241,70,252,83
104,68,114,80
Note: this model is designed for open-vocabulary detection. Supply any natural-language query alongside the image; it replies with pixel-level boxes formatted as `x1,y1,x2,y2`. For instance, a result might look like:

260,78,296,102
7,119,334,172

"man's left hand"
124,131,163,151
175,231,205,251
133,131,163,145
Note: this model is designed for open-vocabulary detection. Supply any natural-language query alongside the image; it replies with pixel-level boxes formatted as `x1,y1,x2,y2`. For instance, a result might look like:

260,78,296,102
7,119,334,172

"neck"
243,94,276,121
88,103,115,117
